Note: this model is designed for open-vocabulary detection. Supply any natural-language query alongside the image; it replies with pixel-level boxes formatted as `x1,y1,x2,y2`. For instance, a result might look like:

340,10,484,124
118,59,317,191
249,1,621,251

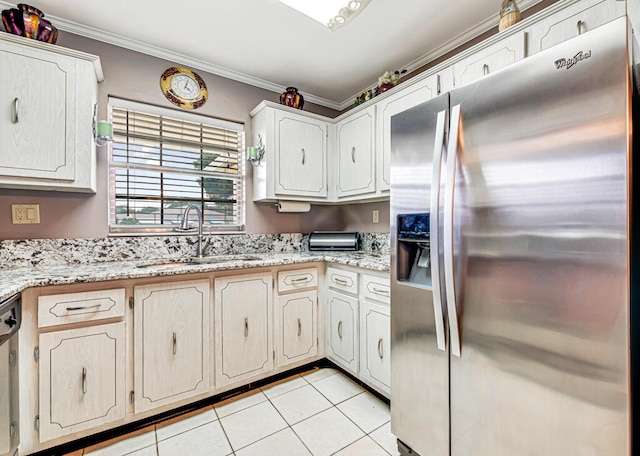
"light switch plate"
11,204,40,224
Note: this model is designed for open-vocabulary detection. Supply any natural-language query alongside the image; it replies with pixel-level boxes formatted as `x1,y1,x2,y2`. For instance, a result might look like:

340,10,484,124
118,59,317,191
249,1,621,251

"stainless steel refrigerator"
390,17,633,456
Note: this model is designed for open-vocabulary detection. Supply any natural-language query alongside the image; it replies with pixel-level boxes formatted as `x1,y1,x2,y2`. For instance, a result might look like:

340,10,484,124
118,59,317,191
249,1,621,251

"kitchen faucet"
175,204,210,258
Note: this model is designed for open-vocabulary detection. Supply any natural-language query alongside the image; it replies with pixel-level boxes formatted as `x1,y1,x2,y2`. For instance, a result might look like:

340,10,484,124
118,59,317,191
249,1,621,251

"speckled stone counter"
0,234,390,301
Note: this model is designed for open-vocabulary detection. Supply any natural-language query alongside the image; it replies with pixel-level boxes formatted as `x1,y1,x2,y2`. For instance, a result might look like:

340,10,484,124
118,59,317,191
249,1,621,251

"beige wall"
0,31,390,240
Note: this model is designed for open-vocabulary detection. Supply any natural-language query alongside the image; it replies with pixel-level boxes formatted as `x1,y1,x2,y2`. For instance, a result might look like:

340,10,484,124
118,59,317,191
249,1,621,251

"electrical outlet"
11,204,40,224
373,209,379,224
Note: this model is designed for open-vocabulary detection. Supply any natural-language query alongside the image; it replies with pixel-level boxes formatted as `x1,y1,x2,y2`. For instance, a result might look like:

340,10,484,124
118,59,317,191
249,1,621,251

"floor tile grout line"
211,405,236,455
366,420,394,456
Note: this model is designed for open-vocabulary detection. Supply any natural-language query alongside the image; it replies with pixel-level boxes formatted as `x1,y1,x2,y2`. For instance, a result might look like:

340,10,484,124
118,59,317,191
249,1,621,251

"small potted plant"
378,69,407,94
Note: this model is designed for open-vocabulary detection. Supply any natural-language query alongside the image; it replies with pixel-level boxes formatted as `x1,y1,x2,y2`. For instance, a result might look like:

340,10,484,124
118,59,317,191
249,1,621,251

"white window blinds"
108,98,245,233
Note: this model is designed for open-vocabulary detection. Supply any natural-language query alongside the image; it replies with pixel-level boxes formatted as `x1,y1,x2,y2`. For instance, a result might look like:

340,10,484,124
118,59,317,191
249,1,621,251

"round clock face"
160,67,208,110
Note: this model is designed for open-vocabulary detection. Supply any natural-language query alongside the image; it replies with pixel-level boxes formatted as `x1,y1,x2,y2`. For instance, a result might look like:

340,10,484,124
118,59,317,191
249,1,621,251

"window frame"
107,97,246,235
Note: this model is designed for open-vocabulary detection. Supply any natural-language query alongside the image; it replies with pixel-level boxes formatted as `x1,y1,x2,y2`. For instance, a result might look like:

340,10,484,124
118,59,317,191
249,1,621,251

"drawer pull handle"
12,98,19,123
334,277,348,285
378,338,384,359
172,332,177,355
482,64,490,76
351,146,356,163
301,148,306,165
66,304,101,312
577,20,583,36
291,277,310,283
82,367,87,394
297,318,302,337
372,287,389,296
338,321,343,339
244,318,249,337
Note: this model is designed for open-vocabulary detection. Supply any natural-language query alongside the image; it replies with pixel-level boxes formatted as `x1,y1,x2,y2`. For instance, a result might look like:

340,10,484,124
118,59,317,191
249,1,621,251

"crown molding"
0,0,342,110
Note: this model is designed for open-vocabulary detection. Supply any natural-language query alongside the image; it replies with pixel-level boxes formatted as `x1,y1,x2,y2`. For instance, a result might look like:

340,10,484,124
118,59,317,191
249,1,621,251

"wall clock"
160,66,208,110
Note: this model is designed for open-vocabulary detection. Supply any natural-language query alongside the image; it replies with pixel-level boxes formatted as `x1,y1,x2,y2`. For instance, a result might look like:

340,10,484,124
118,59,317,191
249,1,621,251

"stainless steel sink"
136,255,263,269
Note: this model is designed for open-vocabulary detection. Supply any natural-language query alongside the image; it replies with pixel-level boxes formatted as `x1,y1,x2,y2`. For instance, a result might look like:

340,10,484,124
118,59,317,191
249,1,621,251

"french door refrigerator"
390,17,633,456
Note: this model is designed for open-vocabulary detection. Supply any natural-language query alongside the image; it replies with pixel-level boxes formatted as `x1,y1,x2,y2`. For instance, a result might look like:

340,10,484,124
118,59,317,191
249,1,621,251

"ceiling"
0,0,544,109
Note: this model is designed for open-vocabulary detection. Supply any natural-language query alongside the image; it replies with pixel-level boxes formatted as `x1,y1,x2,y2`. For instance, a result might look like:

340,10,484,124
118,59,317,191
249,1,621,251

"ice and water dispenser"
396,213,432,288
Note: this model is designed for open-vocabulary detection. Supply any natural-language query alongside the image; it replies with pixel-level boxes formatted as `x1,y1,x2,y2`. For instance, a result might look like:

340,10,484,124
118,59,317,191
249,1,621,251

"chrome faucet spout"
176,205,208,258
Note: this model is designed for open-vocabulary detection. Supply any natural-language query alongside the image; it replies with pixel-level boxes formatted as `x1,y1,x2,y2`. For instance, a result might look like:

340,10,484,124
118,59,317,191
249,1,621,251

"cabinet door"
360,302,390,396
274,111,328,198
453,32,525,88
0,343,9,454
336,106,375,198
276,290,318,368
215,273,273,388
38,322,126,442
376,71,451,191
527,0,626,55
0,45,74,181
326,290,358,375
134,280,210,414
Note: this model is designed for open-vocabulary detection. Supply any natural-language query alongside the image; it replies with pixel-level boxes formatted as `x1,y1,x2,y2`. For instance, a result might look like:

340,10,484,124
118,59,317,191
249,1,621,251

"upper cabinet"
526,0,626,56
335,105,376,199
251,103,329,202
0,34,102,193
452,32,526,87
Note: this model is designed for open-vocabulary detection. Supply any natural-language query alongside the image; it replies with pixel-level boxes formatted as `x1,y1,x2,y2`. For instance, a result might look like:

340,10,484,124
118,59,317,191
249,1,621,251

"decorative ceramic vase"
378,82,395,94
279,87,304,109
1,3,58,44
499,0,522,32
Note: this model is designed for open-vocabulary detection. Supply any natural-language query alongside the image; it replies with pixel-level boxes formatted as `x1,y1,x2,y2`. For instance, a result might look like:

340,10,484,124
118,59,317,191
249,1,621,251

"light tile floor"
68,368,400,456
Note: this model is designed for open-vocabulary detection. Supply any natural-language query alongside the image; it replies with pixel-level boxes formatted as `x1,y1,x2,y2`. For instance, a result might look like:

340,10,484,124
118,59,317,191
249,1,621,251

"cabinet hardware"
12,98,19,123
82,367,87,394
372,287,389,296
66,304,101,311
172,332,177,355
273,350,275,360
34,346,39,363
297,318,302,337
129,391,135,404
334,277,348,285
301,148,306,165
351,146,356,163
244,318,249,337
34,415,40,431
482,64,490,76
10,423,16,438
378,338,384,359
8,351,16,366
577,20,583,36
338,321,343,339
291,276,309,283
129,296,134,310
437,74,441,95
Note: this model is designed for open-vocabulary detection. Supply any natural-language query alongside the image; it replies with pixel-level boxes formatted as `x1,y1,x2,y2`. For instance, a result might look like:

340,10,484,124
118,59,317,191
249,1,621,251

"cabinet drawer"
326,267,358,294
38,289,126,328
361,274,390,304
278,267,318,292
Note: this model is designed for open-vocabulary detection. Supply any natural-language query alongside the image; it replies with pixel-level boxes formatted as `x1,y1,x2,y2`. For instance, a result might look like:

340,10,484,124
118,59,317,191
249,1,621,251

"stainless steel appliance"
390,17,634,456
308,232,359,251
0,294,20,456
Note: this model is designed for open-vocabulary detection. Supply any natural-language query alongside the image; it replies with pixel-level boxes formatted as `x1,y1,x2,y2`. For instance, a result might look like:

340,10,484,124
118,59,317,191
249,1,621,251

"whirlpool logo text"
554,50,592,70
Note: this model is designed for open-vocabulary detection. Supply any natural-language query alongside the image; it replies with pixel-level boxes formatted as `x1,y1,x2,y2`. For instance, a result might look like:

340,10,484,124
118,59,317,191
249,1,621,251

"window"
108,98,245,234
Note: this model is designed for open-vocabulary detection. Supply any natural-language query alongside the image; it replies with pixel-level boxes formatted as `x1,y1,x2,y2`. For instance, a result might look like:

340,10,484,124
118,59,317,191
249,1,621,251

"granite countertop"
0,251,390,302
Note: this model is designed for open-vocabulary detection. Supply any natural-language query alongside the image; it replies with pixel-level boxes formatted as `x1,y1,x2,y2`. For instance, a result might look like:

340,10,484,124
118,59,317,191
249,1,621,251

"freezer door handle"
430,109,448,352
444,104,462,357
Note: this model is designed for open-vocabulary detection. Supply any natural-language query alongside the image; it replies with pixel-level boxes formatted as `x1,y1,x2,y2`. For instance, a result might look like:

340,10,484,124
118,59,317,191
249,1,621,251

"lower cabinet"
359,301,391,396
326,290,359,376
133,280,210,414
38,322,126,442
276,290,318,368
214,273,274,388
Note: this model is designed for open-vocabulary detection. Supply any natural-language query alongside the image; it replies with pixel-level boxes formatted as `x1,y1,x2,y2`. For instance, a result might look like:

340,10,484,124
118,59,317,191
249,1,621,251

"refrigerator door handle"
429,109,448,352
444,104,462,357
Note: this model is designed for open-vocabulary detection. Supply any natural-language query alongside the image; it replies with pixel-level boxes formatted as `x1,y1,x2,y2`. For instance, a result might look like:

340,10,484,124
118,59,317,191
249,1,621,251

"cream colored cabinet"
0,33,102,192
335,105,376,199
326,290,359,376
526,0,626,56
133,280,210,414
38,322,126,442
214,272,274,388
276,290,318,368
251,103,329,202
453,31,525,87
359,275,391,396
375,69,453,191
